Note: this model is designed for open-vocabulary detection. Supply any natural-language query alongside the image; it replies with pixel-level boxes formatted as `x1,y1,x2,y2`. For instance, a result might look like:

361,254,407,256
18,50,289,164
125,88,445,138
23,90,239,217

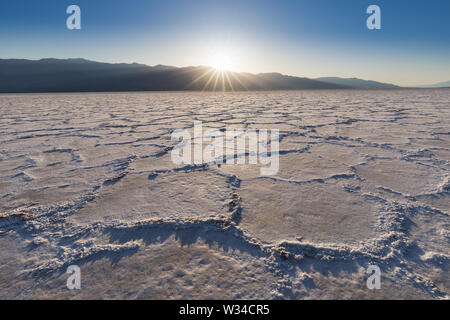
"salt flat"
0,89,449,299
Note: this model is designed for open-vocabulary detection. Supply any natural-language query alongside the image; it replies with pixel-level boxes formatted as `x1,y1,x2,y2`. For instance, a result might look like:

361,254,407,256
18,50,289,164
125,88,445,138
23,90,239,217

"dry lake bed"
0,89,449,299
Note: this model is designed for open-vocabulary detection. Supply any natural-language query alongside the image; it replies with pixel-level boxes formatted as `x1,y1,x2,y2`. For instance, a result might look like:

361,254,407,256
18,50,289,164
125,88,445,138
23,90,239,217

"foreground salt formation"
0,89,449,299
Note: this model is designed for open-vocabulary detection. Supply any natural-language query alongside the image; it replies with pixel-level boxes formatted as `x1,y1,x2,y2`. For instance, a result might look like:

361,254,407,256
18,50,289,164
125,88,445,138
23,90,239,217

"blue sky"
1,0,449,86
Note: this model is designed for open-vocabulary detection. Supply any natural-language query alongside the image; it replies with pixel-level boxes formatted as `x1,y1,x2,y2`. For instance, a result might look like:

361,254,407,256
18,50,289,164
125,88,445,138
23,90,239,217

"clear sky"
1,0,449,86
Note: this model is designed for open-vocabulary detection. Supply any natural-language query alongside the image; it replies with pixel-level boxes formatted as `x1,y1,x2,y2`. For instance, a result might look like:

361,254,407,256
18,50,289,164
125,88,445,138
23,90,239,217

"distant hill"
421,81,450,88
0,58,400,93
315,77,399,89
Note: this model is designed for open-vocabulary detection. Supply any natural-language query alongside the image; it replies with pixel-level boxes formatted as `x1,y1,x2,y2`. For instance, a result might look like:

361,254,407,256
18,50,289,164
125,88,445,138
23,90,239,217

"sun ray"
224,71,235,92
184,68,215,90
229,72,248,90
202,69,218,91
213,71,220,91
221,71,226,91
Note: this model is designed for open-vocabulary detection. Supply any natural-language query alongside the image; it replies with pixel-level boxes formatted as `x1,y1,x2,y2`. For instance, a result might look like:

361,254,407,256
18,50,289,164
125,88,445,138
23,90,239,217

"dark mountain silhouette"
315,77,399,89
0,58,399,93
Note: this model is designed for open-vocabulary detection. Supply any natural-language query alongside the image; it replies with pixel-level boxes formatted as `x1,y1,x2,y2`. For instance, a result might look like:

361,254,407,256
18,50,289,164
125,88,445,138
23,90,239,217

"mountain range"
0,58,445,93
420,80,450,88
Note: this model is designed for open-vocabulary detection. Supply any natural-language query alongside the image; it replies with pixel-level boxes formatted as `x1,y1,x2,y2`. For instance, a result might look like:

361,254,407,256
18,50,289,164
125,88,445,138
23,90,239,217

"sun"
210,52,232,71
209,49,235,71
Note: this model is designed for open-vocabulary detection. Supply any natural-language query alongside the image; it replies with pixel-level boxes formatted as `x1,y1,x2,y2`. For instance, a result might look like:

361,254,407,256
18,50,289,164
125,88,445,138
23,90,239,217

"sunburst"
184,47,248,91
